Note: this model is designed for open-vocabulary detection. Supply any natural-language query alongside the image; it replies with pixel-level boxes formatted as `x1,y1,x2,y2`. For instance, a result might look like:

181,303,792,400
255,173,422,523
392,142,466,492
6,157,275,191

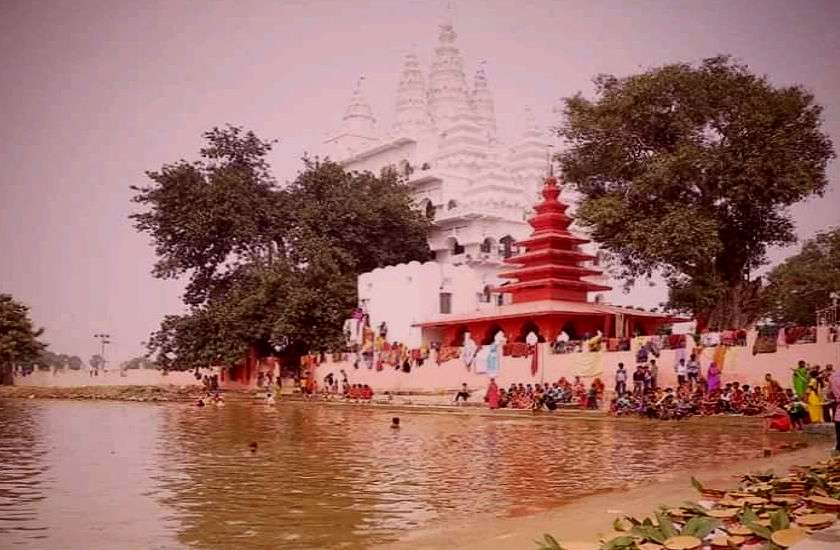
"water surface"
0,398,789,549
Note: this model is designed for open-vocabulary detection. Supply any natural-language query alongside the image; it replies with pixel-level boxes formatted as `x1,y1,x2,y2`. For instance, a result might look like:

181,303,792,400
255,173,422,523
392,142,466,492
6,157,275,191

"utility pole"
94,333,111,372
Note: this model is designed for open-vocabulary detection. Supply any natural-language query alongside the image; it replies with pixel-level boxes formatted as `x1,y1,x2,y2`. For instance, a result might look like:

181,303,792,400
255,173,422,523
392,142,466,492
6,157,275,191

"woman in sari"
485,378,500,409
806,369,823,423
792,361,809,398
706,362,721,394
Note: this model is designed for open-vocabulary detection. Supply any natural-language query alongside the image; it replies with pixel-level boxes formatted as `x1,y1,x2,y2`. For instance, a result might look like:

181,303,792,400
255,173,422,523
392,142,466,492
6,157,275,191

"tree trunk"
703,280,763,331
0,363,14,386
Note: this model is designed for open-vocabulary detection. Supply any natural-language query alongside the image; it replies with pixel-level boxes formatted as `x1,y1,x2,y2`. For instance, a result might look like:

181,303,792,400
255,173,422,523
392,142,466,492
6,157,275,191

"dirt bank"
0,384,208,402
374,440,836,550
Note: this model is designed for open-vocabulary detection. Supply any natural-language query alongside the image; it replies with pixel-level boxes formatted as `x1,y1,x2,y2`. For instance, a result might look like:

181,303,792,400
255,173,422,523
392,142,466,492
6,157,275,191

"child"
786,390,807,430
454,383,470,405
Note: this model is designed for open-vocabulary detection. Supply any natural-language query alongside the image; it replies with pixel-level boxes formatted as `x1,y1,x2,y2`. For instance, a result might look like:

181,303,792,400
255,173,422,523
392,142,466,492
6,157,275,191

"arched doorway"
517,320,545,343
450,325,469,346
446,236,464,256
560,321,577,340
481,324,504,345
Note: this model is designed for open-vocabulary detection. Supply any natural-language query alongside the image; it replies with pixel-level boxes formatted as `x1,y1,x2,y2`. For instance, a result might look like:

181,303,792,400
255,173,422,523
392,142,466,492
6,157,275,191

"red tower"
496,174,611,303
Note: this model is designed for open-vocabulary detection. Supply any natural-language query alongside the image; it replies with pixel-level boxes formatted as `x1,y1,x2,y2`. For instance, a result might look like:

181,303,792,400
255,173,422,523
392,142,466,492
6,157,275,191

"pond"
0,398,787,549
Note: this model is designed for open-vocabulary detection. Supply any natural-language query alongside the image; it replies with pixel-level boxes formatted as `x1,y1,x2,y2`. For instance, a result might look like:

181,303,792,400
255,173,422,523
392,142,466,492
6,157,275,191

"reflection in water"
0,399,791,550
0,400,49,544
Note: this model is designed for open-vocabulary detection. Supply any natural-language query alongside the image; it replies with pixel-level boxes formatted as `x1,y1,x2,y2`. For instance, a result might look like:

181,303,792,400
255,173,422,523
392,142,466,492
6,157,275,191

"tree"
34,350,83,371
68,356,83,370
121,356,154,370
0,294,47,384
556,55,834,330
131,125,430,370
763,227,840,325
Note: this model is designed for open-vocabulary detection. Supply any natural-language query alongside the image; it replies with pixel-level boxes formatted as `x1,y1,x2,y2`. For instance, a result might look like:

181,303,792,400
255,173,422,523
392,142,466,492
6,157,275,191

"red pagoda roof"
494,173,611,303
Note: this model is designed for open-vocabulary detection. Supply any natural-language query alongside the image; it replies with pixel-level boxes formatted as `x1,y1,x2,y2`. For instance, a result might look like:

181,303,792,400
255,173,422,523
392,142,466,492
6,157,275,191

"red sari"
485,381,500,409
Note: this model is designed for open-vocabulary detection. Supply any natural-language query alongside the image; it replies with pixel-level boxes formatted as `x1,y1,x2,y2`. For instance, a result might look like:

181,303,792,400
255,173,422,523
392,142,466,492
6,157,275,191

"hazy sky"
1,0,839,363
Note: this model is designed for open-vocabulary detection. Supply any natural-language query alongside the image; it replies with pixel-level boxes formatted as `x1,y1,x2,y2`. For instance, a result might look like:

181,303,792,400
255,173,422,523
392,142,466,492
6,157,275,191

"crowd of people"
608,357,839,427
475,376,605,411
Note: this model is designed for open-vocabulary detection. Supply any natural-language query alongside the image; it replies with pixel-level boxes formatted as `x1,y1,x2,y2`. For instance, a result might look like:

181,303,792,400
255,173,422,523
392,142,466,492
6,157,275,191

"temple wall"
312,337,840,399
358,261,484,346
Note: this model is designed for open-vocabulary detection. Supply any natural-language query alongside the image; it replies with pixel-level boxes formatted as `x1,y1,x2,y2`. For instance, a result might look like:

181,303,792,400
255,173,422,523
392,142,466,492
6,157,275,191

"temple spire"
324,77,379,158
341,76,376,136
427,12,470,132
471,61,497,141
509,105,551,196
393,50,431,136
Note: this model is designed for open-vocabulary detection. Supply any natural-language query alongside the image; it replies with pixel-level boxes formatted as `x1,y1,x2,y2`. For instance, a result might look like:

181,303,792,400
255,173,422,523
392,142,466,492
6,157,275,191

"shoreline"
373,440,837,550
0,384,819,432
0,384,779,428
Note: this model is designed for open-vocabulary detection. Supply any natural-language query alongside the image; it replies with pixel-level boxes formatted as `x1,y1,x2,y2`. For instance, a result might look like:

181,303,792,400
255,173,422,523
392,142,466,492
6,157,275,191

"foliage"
555,55,835,329
35,350,84,371
131,125,430,370
89,354,105,370
762,227,840,325
120,356,155,370
0,293,47,384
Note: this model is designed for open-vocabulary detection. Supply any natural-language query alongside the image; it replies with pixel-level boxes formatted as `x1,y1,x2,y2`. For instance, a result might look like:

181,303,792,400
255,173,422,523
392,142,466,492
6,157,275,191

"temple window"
439,292,452,314
399,159,413,177
479,237,495,253
499,235,515,258
421,199,436,220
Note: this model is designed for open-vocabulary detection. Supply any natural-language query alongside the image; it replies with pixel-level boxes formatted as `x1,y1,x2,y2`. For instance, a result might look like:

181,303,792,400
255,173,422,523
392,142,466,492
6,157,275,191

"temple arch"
481,323,504,345
419,198,436,220
450,325,469,346
517,320,545,343
479,237,495,254
446,236,464,255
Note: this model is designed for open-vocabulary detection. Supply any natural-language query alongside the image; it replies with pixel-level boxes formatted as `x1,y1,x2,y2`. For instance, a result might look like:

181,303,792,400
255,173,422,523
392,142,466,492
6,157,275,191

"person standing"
806,368,824,423
707,362,721,394
792,360,809,398
829,367,840,451
485,378,500,409
648,359,658,391
675,358,687,388
614,363,627,396
632,365,645,396
686,353,700,388
822,365,836,422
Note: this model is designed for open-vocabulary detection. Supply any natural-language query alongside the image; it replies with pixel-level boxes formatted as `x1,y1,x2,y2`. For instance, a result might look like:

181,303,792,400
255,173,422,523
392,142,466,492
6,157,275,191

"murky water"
0,398,791,549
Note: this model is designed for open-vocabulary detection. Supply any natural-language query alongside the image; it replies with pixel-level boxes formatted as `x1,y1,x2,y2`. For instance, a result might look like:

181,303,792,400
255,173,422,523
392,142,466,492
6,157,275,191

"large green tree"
131,126,430,370
763,227,840,325
556,56,835,330
0,294,47,385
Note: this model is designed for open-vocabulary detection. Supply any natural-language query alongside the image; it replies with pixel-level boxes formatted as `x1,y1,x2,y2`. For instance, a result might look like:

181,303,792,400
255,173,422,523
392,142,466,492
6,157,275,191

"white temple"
324,17,608,345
